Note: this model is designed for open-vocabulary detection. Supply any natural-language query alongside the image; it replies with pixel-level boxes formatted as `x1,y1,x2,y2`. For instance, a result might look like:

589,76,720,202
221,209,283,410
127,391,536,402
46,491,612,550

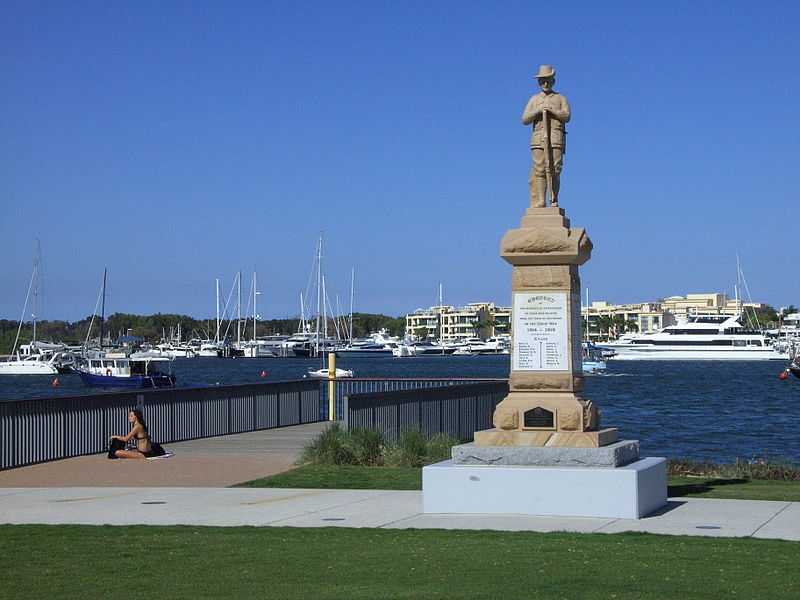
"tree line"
0,311,406,355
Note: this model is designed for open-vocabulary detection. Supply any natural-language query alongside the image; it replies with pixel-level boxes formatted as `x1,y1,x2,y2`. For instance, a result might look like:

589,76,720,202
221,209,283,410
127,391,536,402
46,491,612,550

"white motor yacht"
598,313,788,360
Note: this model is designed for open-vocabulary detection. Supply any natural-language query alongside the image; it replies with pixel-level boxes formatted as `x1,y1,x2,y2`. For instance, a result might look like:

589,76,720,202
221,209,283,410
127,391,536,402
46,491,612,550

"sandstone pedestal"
421,204,667,518
474,206,614,447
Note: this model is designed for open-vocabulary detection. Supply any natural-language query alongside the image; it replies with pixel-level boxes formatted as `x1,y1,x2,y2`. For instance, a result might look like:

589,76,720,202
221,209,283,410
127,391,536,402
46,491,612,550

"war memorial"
423,66,668,519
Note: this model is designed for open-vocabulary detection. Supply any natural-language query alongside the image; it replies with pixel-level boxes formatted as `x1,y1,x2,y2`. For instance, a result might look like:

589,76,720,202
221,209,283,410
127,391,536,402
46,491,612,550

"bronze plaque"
524,406,554,428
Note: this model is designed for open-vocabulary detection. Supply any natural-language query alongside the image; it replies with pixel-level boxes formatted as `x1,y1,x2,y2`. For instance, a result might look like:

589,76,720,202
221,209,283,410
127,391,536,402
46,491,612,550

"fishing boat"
75,354,176,388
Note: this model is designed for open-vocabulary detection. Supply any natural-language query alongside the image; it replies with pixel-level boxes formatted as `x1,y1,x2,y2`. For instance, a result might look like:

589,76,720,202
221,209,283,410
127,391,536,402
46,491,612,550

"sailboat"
301,232,353,378
0,241,73,375
74,270,176,388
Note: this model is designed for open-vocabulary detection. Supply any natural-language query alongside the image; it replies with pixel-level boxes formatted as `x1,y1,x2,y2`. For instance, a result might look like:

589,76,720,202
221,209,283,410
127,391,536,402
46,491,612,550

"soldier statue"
522,65,570,207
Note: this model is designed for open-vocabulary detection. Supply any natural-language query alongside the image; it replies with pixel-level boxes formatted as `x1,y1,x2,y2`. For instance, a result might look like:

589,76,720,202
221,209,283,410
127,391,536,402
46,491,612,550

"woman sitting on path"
109,409,164,459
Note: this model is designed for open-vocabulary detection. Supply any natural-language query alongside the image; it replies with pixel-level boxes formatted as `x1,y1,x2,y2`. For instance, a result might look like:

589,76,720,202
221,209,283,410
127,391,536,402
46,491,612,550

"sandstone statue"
522,65,570,207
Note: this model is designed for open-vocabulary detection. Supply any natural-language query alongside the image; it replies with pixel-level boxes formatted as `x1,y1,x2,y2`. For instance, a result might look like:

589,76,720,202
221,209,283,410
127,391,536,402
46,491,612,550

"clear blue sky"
2,1,798,323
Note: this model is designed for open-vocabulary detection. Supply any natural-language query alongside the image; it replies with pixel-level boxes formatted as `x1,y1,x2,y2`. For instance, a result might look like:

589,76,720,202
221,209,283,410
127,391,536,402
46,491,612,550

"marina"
2,355,799,465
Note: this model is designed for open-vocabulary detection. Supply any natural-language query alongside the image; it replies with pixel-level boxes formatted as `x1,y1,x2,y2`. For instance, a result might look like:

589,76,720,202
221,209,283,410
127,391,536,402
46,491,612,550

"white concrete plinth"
423,456,667,519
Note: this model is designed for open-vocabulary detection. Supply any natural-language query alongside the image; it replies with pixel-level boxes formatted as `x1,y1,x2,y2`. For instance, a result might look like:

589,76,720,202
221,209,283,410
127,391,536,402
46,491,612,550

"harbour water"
1,356,798,465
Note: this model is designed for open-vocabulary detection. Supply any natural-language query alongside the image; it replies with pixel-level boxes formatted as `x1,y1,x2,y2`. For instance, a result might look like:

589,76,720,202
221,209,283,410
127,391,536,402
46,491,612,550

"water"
2,356,798,464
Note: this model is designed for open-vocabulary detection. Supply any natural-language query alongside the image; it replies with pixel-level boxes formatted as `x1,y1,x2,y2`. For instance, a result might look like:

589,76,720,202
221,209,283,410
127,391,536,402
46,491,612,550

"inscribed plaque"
512,292,569,371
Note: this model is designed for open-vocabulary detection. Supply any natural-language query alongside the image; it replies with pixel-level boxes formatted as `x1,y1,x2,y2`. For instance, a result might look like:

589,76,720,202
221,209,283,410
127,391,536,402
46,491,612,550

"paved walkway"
1,423,798,541
1,487,798,540
0,421,331,488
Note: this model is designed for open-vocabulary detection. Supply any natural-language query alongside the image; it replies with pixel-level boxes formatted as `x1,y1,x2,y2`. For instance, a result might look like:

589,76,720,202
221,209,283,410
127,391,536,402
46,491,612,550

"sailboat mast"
215,278,220,343
253,270,259,340
315,232,323,356
12,240,42,355
237,269,242,345
31,240,41,345
349,267,355,343
99,269,107,348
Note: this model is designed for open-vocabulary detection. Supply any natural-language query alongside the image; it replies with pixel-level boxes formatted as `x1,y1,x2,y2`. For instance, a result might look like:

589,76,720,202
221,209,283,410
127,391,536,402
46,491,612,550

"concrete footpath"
1,423,798,541
1,487,799,540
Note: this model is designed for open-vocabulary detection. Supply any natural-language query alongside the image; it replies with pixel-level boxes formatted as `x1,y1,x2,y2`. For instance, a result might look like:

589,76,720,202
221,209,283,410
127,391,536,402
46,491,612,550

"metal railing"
342,380,508,442
320,377,507,420
1,378,508,470
0,379,320,470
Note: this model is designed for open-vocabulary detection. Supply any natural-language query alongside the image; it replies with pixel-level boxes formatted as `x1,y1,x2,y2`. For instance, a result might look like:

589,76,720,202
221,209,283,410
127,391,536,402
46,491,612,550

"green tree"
594,315,614,339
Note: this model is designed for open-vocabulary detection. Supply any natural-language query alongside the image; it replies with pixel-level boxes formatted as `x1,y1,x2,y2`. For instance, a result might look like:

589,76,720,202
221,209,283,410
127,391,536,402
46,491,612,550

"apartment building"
405,302,510,341
581,301,669,342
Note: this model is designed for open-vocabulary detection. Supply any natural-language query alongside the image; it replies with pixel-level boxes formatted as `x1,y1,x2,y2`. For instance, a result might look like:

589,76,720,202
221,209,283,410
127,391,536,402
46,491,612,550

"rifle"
541,108,555,206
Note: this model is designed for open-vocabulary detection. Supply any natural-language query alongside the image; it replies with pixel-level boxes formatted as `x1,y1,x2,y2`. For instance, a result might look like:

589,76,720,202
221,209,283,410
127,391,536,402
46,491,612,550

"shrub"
298,423,355,465
395,428,429,468
300,425,457,468
426,433,460,464
348,428,387,466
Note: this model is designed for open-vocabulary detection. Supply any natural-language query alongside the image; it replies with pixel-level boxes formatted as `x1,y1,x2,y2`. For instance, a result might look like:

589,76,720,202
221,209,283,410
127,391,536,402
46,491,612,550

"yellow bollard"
328,352,336,420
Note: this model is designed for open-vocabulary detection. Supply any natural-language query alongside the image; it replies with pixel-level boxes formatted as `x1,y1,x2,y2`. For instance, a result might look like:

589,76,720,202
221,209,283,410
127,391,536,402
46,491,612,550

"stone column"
473,206,618,448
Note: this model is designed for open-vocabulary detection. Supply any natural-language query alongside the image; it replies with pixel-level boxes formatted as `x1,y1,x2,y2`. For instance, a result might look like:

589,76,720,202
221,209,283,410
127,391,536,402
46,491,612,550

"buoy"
780,370,788,380
51,378,59,386
260,371,266,378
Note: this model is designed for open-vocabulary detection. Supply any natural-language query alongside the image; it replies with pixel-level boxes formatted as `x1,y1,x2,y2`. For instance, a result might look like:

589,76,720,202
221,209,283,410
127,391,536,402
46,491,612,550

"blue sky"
2,1,798,323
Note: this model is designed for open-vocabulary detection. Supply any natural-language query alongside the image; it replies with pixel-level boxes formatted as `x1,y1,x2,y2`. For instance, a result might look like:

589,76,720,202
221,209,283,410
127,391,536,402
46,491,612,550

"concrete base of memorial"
453,440,640,467
474,427,618,448
422,456,668,519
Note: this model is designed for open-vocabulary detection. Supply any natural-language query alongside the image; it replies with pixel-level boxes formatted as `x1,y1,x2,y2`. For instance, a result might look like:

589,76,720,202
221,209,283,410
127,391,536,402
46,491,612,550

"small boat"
305,367,354,379
0,351,61,375
581,343,607,374
788,361,800,379
581,357,607,374
335,343,394,357
405,341,457,356
76,355,176,388
784,354,800,380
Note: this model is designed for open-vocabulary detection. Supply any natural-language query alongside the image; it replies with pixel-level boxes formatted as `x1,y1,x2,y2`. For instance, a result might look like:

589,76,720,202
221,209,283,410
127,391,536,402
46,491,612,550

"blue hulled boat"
76,354,175,388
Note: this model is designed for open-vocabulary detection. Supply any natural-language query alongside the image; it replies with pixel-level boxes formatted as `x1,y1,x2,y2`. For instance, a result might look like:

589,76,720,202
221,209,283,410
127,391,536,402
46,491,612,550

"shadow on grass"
668,477,748,498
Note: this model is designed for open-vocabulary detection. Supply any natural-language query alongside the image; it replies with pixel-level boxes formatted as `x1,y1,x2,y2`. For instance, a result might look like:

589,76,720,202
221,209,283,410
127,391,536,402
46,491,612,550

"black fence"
0,379,320,470
343,381,508,442
1,378,509,470
322,377,508,420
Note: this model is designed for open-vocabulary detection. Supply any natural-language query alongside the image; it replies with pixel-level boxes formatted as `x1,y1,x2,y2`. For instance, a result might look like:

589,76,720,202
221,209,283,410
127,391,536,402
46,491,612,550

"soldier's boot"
551,176,560,207
528,168,543,207
534,176,548,208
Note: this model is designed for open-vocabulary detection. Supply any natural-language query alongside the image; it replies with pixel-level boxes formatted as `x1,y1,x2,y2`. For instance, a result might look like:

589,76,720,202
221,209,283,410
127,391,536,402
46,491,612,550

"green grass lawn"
2,525,798,600
233,464,423,490
667,476,800,502
233,465,800,502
